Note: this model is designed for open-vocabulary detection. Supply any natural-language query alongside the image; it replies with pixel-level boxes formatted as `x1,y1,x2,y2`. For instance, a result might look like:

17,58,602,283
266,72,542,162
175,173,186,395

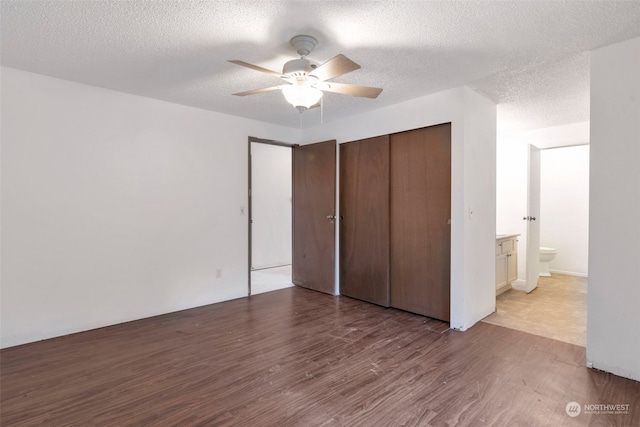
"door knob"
326,215,335,223
523,216,537,221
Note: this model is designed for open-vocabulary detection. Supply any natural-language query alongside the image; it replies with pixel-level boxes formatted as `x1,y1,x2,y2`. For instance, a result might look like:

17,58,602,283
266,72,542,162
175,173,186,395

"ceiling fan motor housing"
282,58,315,78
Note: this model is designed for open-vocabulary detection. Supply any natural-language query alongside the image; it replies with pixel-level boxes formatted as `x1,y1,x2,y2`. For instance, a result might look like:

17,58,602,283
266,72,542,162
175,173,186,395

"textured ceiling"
2,1,640,130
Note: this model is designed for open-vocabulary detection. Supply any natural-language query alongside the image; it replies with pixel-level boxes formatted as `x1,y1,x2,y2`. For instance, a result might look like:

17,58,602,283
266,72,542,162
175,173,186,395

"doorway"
248,138,294,295
539,144,590,278
485,143,589,346
521,143,590,291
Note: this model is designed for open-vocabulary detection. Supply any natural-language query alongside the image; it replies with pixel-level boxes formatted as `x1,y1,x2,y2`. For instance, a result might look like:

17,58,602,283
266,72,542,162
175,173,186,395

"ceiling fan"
229,35,383,112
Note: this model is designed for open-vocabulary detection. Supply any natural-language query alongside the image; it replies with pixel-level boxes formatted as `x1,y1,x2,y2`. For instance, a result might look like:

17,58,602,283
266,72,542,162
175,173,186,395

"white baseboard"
496,283,512,296
511,279,527,291
549,269,588,278
586,358,640,382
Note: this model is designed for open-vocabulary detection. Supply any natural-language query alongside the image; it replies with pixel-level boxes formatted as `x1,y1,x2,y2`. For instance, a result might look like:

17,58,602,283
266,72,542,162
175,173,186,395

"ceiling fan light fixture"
229,34,382,115
282,84,323,110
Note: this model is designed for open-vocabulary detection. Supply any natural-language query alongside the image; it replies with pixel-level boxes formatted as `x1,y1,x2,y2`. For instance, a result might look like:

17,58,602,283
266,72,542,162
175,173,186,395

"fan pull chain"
321,96,324,124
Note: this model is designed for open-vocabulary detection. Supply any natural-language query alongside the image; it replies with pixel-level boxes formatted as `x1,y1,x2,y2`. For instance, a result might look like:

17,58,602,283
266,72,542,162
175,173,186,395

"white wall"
250,142,292,269
587,37,640,381
0,67,300,348
540,145,589,276
0,70,495,344
496,122,590,280
303,86,497,331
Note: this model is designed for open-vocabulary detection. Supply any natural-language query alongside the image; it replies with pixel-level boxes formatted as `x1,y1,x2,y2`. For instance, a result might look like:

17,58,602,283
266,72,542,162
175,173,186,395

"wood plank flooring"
2,286,638,426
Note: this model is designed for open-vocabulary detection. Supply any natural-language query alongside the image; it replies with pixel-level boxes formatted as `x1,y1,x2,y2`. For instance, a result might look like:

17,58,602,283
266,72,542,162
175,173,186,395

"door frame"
517,142,590,293
247,137,295,296
524,144,541,293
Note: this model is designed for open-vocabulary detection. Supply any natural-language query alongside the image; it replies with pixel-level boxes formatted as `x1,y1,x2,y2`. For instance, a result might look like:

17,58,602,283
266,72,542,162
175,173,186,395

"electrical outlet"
216,268,222,278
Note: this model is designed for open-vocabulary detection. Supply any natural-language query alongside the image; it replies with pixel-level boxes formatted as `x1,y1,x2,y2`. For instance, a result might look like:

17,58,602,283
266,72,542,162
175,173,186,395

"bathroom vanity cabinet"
496,234,519,295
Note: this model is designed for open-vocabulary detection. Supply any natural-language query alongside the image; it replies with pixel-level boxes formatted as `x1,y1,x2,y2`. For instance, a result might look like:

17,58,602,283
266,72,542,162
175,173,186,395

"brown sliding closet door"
390,124,451,321
340,135,390,306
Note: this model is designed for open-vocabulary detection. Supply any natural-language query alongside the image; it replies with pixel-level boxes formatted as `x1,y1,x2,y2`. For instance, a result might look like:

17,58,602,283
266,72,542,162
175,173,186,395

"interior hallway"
483,274,587,347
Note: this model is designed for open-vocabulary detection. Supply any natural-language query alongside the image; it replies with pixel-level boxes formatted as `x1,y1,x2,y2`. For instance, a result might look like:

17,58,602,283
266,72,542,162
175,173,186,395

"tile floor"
483,274,587,346
250,265,293,295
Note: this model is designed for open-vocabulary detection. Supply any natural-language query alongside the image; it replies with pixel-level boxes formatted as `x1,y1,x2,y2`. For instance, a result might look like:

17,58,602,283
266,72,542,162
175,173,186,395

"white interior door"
525,144,541,292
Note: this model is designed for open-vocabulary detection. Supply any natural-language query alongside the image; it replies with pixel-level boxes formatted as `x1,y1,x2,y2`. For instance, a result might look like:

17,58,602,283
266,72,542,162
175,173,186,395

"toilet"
539,247,558,276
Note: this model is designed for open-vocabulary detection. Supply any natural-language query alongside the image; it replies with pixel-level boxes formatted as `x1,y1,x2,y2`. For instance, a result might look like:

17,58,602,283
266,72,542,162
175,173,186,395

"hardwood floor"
2,286,638,426
483,274,587,346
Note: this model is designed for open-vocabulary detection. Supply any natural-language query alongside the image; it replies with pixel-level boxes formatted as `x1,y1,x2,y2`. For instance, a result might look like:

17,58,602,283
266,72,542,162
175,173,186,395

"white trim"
549,269,588,278
511,279,527,291
587,359,640,382
496,282,512,296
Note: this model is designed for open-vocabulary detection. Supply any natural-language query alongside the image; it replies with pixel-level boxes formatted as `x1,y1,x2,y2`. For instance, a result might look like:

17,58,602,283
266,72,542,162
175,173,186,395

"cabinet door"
390,124,451,321
496,254,508,289
507,251,518,283
339,136,390,306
